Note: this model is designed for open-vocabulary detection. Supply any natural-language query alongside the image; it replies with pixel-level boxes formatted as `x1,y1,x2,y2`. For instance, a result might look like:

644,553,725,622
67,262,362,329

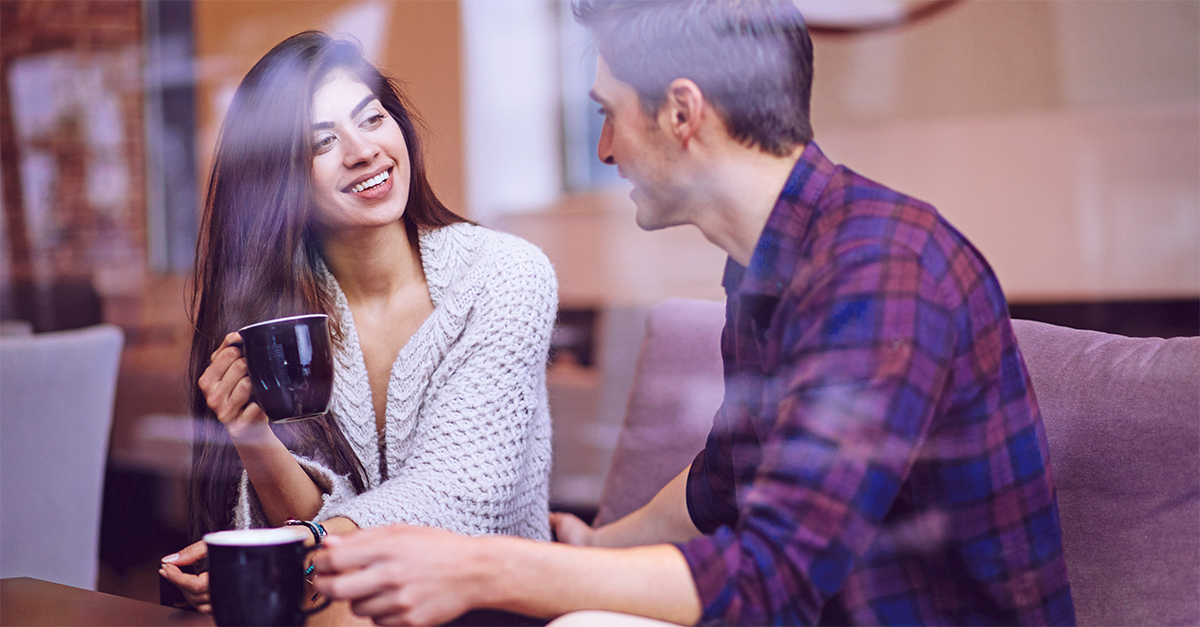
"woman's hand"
160,540,211,614
198,332,270,441
548,512,596,546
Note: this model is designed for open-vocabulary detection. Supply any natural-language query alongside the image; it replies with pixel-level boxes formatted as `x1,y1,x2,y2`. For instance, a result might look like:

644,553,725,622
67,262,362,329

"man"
313,1,1076,625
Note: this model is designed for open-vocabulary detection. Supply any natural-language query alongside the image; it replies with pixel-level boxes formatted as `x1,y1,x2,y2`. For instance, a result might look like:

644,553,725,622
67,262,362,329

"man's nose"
597,120,615,165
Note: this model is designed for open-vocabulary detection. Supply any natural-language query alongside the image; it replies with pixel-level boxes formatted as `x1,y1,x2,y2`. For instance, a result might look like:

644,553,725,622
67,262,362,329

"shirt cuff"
674,526,742,625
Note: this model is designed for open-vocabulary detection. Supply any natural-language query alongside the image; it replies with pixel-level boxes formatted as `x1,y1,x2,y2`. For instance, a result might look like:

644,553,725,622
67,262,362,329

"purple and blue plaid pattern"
676,143,1075,625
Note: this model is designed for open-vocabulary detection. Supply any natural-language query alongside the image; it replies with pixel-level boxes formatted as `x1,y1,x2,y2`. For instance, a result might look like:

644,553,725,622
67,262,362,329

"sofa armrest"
1012,319,1200,626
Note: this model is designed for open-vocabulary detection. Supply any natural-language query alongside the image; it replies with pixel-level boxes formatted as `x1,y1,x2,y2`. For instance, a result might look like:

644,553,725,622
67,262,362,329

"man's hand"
312,525,494,627
313,469,703,627
553,467,700,550
549,512,596,546
160,540,210,614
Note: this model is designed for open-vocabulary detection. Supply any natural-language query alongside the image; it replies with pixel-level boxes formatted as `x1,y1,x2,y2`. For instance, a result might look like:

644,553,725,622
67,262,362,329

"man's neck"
690,144,804,267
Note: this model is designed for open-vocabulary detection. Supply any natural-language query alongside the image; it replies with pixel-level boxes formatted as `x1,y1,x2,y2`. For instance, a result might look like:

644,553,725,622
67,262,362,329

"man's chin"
634,206,670,232
634,201,687,232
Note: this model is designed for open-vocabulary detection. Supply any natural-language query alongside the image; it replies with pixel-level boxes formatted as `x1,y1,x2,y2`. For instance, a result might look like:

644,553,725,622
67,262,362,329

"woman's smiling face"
308,71,413,233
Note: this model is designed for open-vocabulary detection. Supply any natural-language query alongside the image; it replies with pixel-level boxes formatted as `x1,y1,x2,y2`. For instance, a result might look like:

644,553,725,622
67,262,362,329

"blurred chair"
1,324,124,590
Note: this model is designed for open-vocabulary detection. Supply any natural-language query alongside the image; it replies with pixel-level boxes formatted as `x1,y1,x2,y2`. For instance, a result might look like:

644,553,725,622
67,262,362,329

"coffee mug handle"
303,545,333,616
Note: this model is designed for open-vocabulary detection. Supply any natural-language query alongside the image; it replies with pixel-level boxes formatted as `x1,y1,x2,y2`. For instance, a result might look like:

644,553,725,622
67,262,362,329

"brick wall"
1,0,148,331
2,4,200,600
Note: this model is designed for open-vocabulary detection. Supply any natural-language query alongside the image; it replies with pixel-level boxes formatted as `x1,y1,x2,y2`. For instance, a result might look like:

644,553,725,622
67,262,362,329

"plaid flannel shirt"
676,142,1075,625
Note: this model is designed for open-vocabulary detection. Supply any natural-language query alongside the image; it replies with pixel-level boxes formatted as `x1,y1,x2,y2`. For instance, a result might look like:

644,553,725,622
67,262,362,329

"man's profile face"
590,55,689,231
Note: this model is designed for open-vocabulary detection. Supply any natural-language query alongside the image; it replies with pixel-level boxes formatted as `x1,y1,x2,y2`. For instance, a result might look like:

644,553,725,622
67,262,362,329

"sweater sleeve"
230,453,358,530
318,237,557,539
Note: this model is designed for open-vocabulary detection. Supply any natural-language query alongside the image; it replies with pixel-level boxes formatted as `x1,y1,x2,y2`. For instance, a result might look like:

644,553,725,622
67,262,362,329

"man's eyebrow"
312,95,378,130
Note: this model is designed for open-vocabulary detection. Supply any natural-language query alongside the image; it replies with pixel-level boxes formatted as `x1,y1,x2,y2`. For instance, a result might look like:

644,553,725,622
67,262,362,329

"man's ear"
662,78,705,145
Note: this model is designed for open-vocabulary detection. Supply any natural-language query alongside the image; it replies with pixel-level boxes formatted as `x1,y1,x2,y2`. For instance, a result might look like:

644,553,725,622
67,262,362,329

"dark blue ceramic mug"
237,314,333,423
204,528,330,626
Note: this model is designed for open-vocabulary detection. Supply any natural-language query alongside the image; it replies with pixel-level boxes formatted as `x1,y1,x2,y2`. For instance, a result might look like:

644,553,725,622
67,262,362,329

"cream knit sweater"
233,223,557,540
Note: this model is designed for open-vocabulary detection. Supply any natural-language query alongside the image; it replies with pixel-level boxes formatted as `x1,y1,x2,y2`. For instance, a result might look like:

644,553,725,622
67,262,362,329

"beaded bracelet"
286,518,326,583
285,518,328,546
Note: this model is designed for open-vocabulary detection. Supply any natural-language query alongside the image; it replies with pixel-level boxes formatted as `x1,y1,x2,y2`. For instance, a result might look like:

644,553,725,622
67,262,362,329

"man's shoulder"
822,165,942,234
814,166,988,278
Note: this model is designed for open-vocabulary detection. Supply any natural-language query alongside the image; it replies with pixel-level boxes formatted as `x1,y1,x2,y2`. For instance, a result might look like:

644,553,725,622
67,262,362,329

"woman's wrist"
315,516,359,536
226,418,275,447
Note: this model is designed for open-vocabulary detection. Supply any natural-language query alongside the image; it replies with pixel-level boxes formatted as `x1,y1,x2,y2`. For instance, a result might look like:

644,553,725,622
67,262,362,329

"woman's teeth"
351,170,389,193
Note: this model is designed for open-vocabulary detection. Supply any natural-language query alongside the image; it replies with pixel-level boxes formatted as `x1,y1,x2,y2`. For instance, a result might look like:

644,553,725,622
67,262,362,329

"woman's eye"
313,135,335,153
363,113,387,128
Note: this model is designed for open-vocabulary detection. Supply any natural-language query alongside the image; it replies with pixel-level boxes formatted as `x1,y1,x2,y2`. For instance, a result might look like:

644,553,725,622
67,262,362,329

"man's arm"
312,466,704,627
552,467,701,548
312,525,703,627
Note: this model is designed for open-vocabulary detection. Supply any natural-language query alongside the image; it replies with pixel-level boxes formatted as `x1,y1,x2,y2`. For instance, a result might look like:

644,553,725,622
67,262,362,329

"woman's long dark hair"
187,31,467,540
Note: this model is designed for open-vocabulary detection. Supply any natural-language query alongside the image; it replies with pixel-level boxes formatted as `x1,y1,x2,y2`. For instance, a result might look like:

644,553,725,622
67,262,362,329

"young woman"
160,31,556,612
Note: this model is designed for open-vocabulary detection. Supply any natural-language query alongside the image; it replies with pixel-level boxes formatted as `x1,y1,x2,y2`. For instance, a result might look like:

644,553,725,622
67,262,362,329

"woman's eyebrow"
312,95,378,130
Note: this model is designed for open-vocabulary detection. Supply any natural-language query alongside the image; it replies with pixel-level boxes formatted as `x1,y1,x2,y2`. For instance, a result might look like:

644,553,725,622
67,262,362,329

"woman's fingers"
196,331,271,436
212,360,253,417
200,334,243,388
202,357,251,418
162,539,207,566
159,563,207,595
159,563,211,613
214,331,243,356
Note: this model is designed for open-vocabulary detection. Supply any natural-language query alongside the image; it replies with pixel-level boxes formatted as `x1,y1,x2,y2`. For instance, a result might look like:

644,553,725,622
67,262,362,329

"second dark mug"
237,313,333,423
204,528,330,626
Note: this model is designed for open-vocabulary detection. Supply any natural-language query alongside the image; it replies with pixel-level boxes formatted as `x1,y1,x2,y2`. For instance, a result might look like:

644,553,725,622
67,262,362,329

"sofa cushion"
1011,319,1200,626
594,299,725,526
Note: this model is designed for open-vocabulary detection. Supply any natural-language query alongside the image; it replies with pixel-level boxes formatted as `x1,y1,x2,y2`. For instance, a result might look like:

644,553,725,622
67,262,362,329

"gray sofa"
595,298,1199,625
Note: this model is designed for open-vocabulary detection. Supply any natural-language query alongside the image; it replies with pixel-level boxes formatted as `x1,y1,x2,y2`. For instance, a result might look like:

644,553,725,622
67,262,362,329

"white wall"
461,0,561,222
810,0,1200,301
818,103,1199,301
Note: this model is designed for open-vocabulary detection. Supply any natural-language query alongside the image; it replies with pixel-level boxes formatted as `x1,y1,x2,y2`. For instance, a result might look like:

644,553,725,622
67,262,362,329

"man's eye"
597,107,609,117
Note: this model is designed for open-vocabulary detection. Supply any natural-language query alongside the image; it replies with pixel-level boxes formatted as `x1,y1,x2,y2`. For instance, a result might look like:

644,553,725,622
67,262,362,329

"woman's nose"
342,132,379,167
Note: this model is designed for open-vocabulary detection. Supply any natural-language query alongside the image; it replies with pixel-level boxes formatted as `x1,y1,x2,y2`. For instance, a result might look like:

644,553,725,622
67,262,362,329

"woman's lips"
346,168,392,200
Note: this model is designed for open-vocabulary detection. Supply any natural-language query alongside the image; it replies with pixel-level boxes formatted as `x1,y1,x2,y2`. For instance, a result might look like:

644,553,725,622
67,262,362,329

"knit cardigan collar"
314,223,479,486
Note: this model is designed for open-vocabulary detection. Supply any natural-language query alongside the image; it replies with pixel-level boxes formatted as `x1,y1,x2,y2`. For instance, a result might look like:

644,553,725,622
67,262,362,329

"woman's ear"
662,78,705,145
